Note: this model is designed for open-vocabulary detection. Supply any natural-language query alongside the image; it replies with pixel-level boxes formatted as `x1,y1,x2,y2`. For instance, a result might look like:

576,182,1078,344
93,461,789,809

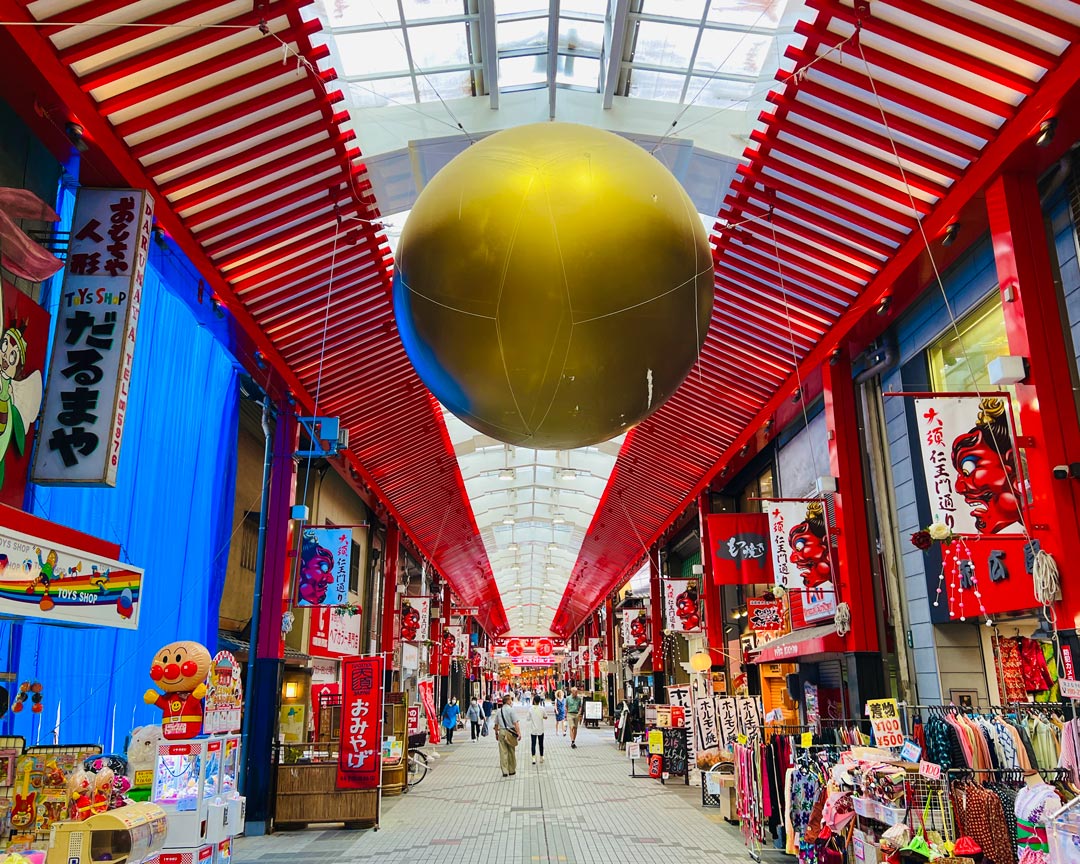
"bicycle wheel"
407,749,429,786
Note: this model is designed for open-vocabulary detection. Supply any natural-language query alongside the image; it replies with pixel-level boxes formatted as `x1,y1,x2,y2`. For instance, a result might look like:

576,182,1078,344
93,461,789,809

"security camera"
1054,465,1070,480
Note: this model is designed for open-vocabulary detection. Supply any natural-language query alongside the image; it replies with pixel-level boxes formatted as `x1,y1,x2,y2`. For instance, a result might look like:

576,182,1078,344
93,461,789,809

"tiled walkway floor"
234,707,750,863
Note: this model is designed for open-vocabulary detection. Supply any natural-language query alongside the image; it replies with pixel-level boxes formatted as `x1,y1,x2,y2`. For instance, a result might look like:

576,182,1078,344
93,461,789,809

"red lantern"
536,638,553,657
507,639,523,658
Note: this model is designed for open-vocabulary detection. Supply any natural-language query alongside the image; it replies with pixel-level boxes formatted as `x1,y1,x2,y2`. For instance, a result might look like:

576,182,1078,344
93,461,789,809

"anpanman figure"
144,641,213,739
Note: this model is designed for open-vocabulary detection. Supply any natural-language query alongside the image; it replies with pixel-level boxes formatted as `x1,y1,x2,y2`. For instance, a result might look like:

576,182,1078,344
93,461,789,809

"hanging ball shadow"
393,122,714,449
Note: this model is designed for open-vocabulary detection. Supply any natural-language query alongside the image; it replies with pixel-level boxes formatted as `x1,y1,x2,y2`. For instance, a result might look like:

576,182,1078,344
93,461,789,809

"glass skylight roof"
311,0,802,120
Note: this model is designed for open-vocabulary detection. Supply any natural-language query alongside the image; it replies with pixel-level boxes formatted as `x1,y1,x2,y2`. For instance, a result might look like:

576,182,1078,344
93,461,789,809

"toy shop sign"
34,187,154,487
0,523,143,628
337,654,383,790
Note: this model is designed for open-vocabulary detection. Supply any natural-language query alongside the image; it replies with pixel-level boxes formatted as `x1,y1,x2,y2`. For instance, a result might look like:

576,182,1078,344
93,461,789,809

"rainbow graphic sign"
0,525,143,629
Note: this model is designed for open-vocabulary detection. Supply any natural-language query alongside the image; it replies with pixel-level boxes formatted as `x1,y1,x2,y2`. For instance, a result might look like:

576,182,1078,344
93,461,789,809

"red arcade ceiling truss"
5,0,1080,639
550,0,1080,634
2,0,507,633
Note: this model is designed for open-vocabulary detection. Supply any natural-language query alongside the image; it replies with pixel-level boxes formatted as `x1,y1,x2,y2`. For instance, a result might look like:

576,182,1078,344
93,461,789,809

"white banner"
691,675,721,768
0,524,143,629
622,609,648,648
765,499,836,624
663,578,702,632
588,637,600,665
447,624,469,657
34,188,154,486
668,684,696,767
400,595,430,643
716,696,739,752
913,395,1023,535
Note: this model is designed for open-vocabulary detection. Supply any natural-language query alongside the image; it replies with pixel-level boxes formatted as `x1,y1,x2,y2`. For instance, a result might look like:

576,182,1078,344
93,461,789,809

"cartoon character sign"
401,601,421,640
298,530,334,605
766,499,836,625
143,641,213,740
915,395,1024,535
788,501,831,589
0,279,47,507
628,612,649,647
664,579,701,632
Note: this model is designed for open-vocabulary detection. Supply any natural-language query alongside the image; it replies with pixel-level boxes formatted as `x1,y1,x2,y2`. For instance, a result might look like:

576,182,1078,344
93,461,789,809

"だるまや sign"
337,655,384,790
34,188,154,487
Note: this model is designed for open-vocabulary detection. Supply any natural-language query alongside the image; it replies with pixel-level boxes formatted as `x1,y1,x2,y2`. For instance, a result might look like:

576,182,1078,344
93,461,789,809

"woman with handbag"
493,694,521,777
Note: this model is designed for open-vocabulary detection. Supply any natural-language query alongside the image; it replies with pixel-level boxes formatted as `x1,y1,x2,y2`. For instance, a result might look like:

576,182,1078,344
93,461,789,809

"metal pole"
240,395,273,795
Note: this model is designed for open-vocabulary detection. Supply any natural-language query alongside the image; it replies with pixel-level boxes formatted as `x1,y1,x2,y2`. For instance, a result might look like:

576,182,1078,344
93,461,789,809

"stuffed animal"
125,725,162,789
143,641,212,739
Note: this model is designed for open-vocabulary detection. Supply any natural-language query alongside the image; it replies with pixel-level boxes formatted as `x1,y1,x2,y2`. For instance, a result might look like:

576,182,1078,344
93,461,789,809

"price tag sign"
800,731,814,748
918,760,942,780
866,698,904,748
627,742,641,760
1060,679,1080,700
737,733,748,745
900,739,923,763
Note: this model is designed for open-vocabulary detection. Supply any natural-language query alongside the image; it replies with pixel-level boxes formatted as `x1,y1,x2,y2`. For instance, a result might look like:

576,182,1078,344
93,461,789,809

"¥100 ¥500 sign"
34,188,154,487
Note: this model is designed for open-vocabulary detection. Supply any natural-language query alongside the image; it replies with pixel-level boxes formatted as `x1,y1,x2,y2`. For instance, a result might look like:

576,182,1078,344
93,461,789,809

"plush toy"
125,725,162,789
67,771,91,821
90,767,114,815
143,641,212,740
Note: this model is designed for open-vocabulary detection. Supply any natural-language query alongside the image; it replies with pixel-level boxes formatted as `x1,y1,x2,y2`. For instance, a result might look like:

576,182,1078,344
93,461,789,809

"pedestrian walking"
441,696,460,745
493,694,520,777
466,697,483,741
554,689,567,736
529,697,546,764
566,687,585,749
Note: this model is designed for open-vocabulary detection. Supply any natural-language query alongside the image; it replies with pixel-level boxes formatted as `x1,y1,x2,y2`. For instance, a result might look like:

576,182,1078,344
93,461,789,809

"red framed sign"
336,654,384,790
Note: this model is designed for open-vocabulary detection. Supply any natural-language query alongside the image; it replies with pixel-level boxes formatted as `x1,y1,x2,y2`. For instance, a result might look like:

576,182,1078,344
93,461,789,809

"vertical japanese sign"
765,499,836,625
663,579,702,632
399,596,430,642
707,513,772,584
34,188,153,486
622,609,649,648
668,685,696,767
691,675,721,768
337,654,384,790
418,677,440,744
296,526,352,607
715,696,739,752
913,396,1023,535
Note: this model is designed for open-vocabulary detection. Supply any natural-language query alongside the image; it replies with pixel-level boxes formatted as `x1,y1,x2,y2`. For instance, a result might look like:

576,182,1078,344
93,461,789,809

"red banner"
748,598,785,631
418,677,440,744
336,655,383,790
707,514,773,585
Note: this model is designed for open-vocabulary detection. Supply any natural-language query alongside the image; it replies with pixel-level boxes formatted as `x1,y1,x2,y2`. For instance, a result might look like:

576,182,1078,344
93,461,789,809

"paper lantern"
394,122,713,449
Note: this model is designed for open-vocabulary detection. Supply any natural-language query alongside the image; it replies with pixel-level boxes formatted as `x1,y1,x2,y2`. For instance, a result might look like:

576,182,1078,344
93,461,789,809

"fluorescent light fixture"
499,468,515,480
560,469,576,480
552,514,566,524
547,543,558,551
503,517,516,525
507,543,519,552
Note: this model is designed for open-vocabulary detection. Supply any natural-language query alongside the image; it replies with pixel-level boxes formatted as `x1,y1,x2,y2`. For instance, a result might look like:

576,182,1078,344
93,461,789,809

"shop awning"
749,625,844,664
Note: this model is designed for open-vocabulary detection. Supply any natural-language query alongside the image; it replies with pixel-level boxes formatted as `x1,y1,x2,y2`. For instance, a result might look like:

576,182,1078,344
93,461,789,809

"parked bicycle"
405,730,437,789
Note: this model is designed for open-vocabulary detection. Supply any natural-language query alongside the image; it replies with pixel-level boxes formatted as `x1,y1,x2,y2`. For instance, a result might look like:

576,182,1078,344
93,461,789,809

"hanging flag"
912,395,1024,536
706,513,773,584
399,596,431,642
663,579,702,632
764,499,836,625
337,655,384,790
295,526,352,607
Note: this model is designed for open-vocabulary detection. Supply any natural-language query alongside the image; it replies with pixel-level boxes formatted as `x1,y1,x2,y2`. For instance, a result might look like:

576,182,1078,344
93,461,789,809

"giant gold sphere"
393,122,713,449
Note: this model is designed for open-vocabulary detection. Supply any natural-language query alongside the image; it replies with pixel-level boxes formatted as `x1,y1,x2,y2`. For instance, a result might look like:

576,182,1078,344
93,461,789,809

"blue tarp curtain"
0,252,239,751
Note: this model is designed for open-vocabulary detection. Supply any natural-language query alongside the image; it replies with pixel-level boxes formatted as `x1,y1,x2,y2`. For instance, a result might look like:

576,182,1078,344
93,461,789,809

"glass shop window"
777,410,829,498
927,293,1009,393
737,465,775,513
